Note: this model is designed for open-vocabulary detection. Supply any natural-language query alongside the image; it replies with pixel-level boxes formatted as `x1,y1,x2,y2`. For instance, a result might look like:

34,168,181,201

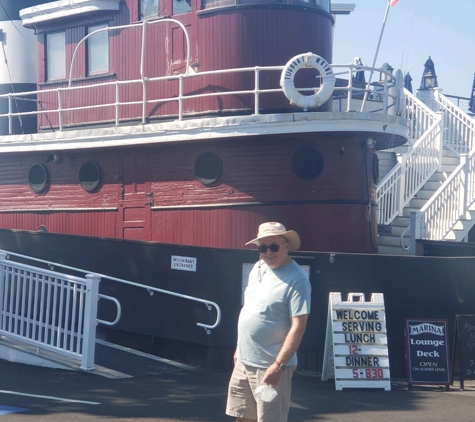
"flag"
390,0,399,6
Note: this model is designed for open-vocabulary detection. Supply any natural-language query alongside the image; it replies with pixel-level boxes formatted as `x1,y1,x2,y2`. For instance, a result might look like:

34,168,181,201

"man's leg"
226,362,258,420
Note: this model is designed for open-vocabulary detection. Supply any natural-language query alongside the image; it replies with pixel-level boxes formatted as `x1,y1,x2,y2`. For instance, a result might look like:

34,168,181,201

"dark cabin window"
195,152,222,185
87,23,109,76
46,32,66,81
79,161,101,192
292,146,324,180
173,0,191,14
28,164,49,194
140,0,159,18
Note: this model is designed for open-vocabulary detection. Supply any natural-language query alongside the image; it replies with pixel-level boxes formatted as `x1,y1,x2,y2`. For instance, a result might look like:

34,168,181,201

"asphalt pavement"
0,342,474,421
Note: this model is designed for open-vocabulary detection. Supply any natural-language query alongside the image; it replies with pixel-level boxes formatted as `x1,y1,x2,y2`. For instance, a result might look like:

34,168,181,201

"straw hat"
245,222,301,252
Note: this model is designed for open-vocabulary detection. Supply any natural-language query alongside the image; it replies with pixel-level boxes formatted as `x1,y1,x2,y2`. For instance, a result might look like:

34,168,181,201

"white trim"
0,112,409,154
20,0,121,27
330,3,355,14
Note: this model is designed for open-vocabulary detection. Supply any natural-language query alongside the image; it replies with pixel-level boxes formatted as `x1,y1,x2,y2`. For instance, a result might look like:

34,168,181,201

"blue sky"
332,0,475,103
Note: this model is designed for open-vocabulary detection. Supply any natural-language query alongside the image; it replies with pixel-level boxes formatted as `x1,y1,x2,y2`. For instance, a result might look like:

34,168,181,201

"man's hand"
262,362,283,387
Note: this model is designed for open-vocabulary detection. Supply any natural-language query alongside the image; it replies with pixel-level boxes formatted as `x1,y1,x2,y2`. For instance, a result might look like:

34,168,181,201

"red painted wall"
34,0,333,128
0,133,378,253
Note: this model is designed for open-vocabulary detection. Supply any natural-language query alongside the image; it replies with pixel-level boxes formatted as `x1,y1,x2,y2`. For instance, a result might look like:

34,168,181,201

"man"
226,222,312,422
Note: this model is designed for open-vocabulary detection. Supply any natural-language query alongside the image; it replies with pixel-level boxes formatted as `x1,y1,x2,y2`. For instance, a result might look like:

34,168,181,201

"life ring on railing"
280,52,336,110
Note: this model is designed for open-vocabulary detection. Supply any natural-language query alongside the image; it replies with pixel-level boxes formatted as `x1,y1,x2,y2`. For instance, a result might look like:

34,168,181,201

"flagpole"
360,0,392,111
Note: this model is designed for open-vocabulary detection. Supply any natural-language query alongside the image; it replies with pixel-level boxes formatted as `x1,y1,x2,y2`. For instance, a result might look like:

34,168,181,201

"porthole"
79,161,101,192
194,152,223,186
292,146,324,180
28,164,49,194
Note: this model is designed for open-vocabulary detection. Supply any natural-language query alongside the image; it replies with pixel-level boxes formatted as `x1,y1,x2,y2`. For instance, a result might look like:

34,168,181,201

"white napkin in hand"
255,384,278,402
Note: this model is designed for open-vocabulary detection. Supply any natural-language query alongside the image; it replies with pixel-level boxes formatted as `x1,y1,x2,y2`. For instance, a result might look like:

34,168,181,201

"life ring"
280,52,336,110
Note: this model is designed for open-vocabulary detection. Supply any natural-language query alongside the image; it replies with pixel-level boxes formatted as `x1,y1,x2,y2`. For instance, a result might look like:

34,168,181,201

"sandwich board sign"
405,318,450,390
452,314,475,389
322,292,391,391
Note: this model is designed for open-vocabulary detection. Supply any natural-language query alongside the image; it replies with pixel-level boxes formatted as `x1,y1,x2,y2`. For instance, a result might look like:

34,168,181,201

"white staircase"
378,149,461,255
376,89,475,255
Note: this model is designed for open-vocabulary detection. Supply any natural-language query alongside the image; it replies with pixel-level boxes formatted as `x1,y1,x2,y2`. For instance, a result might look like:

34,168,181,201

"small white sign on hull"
171,255,197,272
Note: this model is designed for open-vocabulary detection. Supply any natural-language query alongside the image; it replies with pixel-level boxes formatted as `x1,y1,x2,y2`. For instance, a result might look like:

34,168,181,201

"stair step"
408,198,427,208
377,245,410,255
390,216,411,226
441,156,460,166
378,225,407,237
423,181,444,191
414,190,437,200
429,172,451,182
377,235,406,247
402,207,420,218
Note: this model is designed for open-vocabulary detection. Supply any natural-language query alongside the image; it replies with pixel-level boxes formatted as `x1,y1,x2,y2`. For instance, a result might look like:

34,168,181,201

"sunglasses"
257,241,287,253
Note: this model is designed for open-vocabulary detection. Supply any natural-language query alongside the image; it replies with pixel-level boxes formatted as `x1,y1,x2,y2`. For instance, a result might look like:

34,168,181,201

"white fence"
0,252,104,370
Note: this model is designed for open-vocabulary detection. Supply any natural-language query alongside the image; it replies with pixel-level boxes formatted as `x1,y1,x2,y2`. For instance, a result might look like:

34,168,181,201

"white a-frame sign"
321,292,391,391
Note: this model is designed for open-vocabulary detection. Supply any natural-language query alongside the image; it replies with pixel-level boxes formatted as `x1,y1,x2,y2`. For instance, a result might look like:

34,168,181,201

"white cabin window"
46,32,66,81
140,0,159,18
87,23,109,76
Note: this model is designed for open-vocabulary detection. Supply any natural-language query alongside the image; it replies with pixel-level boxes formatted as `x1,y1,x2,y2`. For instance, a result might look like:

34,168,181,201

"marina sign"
405,318,450,390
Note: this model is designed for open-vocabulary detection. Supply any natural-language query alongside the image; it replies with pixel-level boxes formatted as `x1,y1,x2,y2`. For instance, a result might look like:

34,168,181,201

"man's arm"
262,314,308,387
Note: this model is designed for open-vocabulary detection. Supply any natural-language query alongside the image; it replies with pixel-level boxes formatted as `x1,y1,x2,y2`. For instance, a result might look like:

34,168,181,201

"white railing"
376,90,442,225
435,90,475,154
407,152,475,253
0,62,402,134
397,91,475,254
0,252,114,370
0,250,221,335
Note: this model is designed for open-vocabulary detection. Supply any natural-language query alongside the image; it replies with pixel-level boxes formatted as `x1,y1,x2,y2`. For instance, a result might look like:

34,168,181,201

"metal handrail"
0,249,221,334
97,294,122,326
69,18,192,86
0,61,402,134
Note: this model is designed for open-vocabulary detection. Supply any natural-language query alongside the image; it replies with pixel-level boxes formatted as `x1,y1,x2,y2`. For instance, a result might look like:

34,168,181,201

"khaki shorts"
226,361,296,422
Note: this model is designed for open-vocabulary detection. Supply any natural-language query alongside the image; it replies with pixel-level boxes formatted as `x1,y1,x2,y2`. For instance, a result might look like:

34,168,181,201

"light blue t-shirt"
236,260,311,368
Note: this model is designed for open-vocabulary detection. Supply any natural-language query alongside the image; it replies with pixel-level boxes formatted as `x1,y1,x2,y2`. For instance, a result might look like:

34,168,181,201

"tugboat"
1,1,474,377
0,0,409,254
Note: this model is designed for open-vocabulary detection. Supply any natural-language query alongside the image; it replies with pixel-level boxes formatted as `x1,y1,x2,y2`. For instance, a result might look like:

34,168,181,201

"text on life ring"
280,53,336,110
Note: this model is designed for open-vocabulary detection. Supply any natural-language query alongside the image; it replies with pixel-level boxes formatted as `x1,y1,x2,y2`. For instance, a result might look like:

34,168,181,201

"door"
168,0,197,75
117,155,152,241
